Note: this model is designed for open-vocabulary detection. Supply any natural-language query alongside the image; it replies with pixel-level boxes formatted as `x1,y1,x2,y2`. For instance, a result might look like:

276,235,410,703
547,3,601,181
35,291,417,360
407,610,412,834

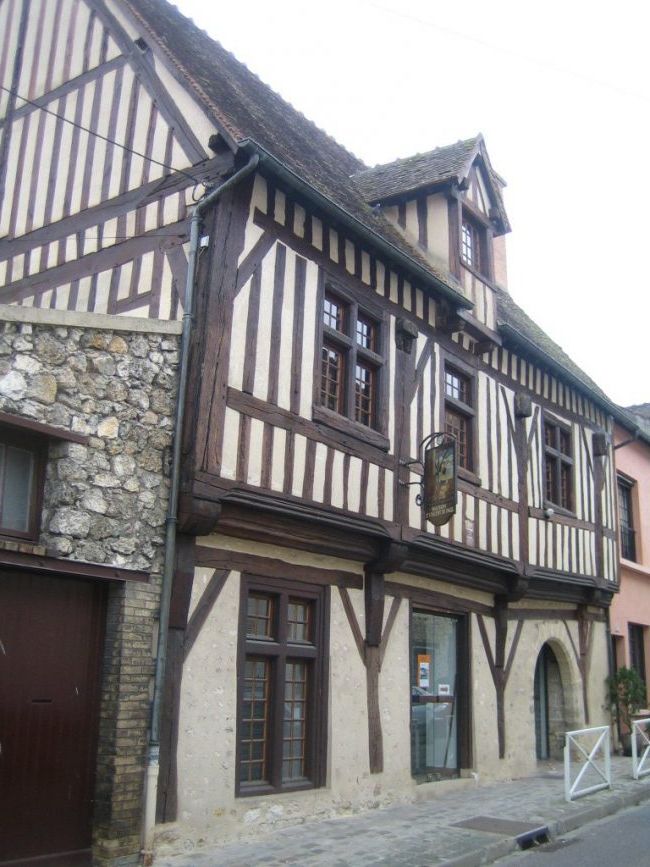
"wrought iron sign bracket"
404,432,458,525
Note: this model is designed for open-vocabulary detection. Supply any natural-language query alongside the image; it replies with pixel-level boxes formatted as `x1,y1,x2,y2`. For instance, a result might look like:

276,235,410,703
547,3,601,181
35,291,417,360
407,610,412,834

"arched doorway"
534,643,567,760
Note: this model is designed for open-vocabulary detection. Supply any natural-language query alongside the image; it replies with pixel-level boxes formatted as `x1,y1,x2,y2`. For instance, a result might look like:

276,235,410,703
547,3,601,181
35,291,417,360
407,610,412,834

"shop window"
410,609,468,778
618,476,636,562
543,417,573,511
237,577,328,796
319,286,384,430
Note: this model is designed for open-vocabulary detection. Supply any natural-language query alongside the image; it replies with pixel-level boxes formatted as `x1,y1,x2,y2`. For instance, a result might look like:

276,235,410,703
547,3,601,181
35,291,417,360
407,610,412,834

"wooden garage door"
0,572,106,865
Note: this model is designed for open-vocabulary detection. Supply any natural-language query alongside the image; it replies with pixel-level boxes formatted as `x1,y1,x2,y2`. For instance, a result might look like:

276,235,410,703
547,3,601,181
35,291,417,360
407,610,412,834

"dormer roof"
353,135,511,235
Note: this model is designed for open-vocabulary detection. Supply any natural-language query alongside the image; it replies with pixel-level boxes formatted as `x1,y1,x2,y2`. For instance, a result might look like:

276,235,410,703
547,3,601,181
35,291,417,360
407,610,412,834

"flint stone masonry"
0,314,181,867
0,319,179,573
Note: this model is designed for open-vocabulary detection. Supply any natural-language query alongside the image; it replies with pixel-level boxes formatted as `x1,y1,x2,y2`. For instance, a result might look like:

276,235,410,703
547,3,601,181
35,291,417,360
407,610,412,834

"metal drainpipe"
142,154,259,864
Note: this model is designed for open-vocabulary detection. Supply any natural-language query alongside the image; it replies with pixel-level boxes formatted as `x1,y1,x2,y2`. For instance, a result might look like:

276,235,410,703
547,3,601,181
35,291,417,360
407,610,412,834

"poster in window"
423,437,457,526
417,654,431,690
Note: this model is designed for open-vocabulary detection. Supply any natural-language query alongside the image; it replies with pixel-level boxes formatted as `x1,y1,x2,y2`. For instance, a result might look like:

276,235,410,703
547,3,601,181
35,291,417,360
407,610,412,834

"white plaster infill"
0,304,183,335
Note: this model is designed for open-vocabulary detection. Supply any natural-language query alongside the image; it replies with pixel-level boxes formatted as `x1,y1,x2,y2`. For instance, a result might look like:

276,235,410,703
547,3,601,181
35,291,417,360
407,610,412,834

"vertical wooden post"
494,597,508,759
577,605,592,724
340,542,407,775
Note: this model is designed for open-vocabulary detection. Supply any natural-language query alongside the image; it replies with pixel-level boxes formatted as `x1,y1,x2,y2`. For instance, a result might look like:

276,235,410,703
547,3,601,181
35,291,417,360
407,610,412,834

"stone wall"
0,308,181,866
0,316,179,572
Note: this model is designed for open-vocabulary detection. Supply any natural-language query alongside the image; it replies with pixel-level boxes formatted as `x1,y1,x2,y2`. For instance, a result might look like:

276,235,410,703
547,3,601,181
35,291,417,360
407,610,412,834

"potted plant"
608,667,647,755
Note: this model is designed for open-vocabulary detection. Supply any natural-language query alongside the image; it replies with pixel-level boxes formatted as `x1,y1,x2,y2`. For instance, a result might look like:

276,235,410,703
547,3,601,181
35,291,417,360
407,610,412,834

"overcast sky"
175,0,649,409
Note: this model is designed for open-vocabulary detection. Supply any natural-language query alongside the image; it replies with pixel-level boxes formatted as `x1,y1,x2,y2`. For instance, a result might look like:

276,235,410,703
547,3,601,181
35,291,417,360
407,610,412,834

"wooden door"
0,571,106,864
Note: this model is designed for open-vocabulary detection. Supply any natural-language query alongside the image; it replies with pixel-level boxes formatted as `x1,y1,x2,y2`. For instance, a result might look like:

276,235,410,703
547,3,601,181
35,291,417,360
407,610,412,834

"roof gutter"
238,139,472,310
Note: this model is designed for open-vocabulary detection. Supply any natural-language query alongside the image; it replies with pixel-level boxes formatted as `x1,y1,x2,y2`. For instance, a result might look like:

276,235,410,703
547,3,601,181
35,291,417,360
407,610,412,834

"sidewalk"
155,757,650,867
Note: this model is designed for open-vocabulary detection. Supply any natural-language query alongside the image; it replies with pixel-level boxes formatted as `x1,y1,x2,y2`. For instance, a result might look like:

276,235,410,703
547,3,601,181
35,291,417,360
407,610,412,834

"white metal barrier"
631,717,650,780
564,725,611,801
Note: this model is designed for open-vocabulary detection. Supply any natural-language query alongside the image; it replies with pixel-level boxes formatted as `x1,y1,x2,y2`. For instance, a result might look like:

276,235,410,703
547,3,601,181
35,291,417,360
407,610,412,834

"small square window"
323,295,344,332
0,431,44,540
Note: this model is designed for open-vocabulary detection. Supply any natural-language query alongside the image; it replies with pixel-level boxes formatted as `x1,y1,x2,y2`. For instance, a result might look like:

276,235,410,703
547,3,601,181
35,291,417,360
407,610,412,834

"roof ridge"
353,135,482,177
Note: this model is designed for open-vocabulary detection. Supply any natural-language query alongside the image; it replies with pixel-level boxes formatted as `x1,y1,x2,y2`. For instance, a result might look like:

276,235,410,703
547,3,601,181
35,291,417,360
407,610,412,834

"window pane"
356,315,375,350
323,294,344,331
0,445,35,533
559,429,571,457
445,409,470,470
461,221,474,267
240,658,270,784
545,459,557,503
288,599,312,643
445,369,470,405
282,661,308,781
560,463,571,509
354,363,374,427
544,423,556,449
321,345,344,413
247,594,275,639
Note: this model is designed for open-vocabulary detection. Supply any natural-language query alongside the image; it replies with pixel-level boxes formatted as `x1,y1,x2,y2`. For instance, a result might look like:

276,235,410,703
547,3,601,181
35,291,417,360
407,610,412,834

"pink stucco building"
611,406,650,693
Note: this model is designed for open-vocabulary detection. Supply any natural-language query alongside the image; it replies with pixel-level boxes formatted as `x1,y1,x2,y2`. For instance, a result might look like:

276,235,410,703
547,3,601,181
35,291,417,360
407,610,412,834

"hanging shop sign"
423,434,457,526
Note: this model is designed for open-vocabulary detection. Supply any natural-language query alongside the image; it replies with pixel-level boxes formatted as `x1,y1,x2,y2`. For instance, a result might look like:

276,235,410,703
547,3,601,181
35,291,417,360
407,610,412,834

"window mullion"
346,344,356,420
271,652,285,790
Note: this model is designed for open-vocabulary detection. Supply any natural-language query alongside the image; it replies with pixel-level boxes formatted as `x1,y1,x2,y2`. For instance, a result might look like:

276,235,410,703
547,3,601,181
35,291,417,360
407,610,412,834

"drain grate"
452,816,550,849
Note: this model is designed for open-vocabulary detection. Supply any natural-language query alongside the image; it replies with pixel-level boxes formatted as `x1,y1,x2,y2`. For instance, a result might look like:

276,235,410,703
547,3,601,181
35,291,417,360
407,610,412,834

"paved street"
495,803,650,866
155,757,650,866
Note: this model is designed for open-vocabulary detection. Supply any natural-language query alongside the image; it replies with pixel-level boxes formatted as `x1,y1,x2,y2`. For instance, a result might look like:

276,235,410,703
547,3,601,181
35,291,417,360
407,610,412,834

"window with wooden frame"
460,208,490,280
444,364,475,474
543,417,573,511
0,428,45,541
319,285,384,432
617,476,637,562
237,576,328,796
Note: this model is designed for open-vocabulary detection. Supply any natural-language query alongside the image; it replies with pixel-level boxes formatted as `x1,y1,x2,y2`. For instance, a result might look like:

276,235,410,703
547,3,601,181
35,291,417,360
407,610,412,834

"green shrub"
608,666,646,731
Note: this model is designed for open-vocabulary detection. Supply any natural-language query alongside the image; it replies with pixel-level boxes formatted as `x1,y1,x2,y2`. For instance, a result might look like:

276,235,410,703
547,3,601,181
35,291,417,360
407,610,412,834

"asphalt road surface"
495,804,650,866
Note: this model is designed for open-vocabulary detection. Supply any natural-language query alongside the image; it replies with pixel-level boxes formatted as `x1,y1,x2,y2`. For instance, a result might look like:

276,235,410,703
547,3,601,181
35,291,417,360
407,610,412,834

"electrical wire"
0,83,203,184
363,0,649,104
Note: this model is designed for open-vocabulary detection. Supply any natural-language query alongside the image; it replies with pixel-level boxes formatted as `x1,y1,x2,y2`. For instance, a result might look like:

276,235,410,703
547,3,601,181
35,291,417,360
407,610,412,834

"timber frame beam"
339,540,408,774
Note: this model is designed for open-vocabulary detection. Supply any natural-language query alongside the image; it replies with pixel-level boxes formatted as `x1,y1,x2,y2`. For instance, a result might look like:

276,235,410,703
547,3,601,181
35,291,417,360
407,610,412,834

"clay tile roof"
122,0,465,300
353,136,482,202
494,285,611,403
122,1,617,415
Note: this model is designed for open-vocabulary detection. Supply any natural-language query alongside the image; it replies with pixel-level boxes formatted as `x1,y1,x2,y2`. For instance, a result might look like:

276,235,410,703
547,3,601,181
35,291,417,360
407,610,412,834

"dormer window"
460,209,490,279
461,219,478,269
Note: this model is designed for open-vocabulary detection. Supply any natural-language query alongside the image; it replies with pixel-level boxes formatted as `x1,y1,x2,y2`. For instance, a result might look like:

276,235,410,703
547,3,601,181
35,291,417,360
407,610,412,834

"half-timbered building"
0,1,627,864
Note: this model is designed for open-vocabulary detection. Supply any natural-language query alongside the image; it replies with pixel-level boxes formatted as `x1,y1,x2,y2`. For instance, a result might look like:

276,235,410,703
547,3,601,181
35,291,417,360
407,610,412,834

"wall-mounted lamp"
543,506,554,520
